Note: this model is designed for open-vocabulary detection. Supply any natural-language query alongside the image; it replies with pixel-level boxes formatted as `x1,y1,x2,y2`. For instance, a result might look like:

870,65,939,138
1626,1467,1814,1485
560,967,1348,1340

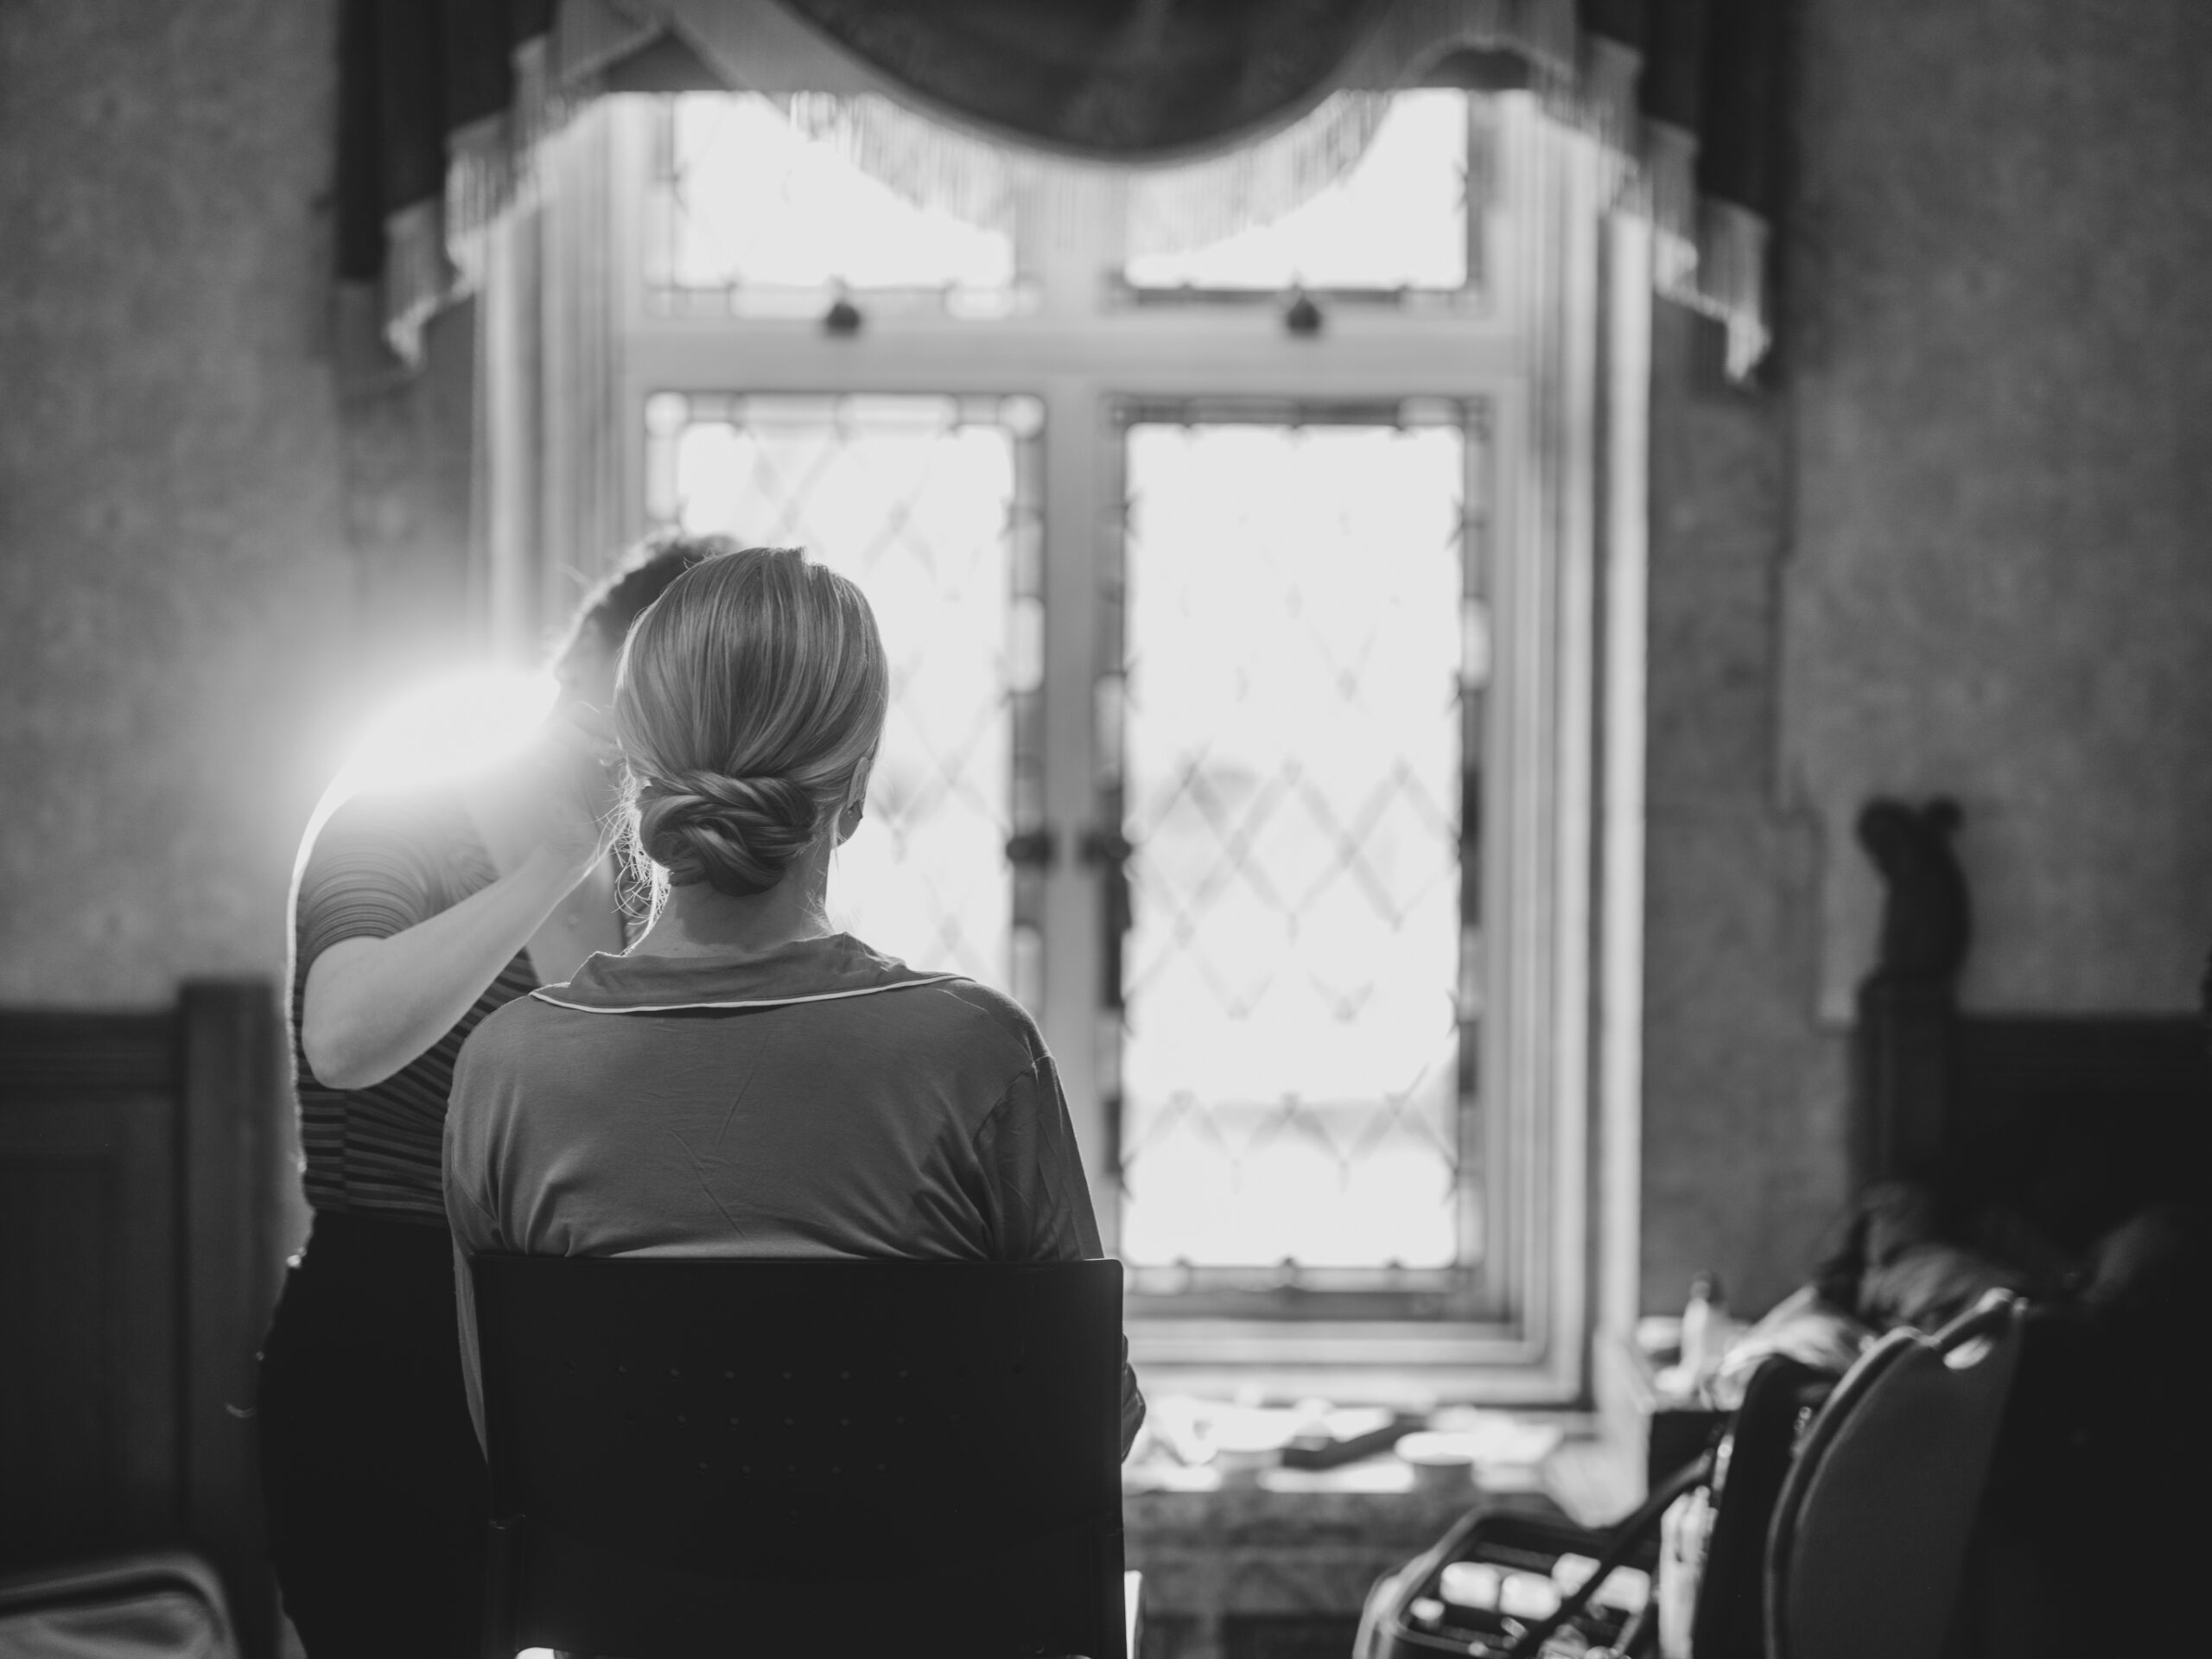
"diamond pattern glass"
647,393,1043,1000
1113,417,1472,1269
650,95,1017,315
1124,92,1471,293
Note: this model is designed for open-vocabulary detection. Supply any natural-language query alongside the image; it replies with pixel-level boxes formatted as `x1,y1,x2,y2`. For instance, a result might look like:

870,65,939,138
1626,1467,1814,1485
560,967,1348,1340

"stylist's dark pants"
257,1210,487,1659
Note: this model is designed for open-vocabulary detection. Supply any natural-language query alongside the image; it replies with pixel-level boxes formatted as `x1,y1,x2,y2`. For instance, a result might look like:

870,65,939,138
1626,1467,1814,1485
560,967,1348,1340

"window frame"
593,92,1611,1403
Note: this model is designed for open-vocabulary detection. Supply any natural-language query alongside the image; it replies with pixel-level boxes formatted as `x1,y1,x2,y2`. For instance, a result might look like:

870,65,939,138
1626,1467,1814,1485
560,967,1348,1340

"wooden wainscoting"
0,978,288,1658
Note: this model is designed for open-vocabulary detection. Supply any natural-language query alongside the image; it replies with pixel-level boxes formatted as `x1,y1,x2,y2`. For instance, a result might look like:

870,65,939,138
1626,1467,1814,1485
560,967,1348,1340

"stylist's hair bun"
633,768,817,899
614,546,889,899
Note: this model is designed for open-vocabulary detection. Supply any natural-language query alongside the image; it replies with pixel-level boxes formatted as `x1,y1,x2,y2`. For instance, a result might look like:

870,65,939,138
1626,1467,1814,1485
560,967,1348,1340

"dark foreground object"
473,1254,1128,1659
258,1209,489,1658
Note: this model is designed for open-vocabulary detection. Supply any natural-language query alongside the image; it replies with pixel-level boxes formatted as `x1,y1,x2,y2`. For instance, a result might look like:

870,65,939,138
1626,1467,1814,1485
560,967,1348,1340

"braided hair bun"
614,545,888,901
633,768,819,898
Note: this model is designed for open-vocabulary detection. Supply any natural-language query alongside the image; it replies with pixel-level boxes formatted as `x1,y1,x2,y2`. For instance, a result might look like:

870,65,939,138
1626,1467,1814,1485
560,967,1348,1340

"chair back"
1687,1355,1833,1659
1765,1288,2026,1659
473,1255,1127,1659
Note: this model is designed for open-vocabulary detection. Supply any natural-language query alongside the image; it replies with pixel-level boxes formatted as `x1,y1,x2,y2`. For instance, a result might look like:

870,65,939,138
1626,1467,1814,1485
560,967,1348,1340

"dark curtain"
337,0,1787,369
768,0,1405,159
336,0,554,289
772,0,1780,226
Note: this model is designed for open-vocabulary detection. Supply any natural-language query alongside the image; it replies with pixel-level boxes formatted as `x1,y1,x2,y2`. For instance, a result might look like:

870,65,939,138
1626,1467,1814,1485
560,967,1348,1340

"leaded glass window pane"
649,94,1019,316
1123,92,1471,294
1112,414,1474,1270
645,392,1044,1000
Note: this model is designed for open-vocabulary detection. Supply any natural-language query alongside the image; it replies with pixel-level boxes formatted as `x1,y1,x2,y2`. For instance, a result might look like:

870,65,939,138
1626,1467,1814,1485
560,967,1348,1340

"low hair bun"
634,769,821,898
613,546,888,906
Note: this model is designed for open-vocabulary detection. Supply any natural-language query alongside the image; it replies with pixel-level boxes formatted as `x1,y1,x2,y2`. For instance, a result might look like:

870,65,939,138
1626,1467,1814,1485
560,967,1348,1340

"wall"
1640,0,2212,1315
0,0,474,1008
1640,296,1844,1319
1787,0,2212,1017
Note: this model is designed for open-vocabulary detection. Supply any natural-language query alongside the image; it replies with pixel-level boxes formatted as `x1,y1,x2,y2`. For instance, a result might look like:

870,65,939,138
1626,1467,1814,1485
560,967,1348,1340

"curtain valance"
340,0,1783,373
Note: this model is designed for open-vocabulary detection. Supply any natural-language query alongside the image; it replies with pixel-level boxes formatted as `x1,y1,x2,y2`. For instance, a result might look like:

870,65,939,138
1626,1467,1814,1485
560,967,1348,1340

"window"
1107,407,1478,1291
646,95,1025,318
1122,91,1478,298
595,86,1607,1397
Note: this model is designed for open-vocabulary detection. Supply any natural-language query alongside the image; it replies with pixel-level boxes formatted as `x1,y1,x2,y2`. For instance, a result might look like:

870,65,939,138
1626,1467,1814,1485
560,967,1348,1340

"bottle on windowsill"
1680,1272,1726,1398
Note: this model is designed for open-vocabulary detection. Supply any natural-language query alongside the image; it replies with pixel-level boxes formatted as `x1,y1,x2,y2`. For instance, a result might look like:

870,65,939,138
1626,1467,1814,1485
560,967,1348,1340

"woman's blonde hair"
615,545,887,898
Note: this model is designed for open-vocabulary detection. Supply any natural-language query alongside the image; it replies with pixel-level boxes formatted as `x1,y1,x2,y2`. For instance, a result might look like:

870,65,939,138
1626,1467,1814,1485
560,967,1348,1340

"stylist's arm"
301,706,616,1090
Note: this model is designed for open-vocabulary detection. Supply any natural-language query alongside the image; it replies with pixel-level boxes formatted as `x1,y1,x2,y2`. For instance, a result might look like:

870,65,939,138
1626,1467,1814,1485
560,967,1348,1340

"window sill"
1127,1317,1577,1408
1123,1450,1554,1503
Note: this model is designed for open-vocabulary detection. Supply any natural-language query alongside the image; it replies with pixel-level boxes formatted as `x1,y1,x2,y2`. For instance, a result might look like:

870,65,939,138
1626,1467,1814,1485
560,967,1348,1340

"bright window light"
1116,420,1469,1269
1126,92,1471,293
658,94,1016,306
301,670,557,859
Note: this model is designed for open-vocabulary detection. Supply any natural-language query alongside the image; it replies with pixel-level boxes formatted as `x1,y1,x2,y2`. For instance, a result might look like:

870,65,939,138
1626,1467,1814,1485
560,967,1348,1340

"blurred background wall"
1640,0,2212,1313
0,0,473,1007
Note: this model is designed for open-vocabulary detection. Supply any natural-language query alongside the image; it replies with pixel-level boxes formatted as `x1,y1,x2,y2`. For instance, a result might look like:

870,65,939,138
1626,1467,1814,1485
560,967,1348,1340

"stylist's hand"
530,702,624,879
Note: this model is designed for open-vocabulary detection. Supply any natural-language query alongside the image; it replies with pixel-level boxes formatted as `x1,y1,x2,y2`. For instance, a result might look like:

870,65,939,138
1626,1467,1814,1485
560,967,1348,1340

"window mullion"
1037,374,1111,1236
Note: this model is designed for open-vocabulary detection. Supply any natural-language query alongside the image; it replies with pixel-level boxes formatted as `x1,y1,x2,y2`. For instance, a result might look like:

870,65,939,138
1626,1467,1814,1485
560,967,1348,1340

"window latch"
1003,828,1058,871
1077,829,1132,868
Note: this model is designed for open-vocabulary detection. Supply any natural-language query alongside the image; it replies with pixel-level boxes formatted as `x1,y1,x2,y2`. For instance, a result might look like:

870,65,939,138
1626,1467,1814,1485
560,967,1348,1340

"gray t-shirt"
444,932,1141,1451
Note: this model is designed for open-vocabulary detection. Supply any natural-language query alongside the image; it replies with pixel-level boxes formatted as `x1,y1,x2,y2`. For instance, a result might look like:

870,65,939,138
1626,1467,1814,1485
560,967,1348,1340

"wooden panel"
0,1092,181,1560
0,981,286,1659
0,1011,171,1094
1948,1014,2209,1241
1851,979,1955,1186
179,979,286,1659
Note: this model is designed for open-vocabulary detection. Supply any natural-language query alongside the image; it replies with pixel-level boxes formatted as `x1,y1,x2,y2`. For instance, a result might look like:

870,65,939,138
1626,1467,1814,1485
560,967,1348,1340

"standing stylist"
256,536,722,1657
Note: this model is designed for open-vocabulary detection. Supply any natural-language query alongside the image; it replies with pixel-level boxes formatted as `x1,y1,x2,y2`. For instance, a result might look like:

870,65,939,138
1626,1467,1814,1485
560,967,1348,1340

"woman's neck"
634,844,837,958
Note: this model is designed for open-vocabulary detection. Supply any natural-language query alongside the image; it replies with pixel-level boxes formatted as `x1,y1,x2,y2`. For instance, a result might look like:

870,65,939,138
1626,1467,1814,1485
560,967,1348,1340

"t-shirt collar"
530,933,960,1014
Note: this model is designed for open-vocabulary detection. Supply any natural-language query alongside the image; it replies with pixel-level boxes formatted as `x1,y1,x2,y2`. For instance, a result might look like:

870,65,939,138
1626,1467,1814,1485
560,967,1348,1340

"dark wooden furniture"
473,1254,1129,1659
1851,798,2208,1241
1848,800,2209,1655
0,978,289,1659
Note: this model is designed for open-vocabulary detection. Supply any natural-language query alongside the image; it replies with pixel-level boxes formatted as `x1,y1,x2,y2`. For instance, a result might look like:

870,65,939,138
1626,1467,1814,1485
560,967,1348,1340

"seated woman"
444,544,1143,1452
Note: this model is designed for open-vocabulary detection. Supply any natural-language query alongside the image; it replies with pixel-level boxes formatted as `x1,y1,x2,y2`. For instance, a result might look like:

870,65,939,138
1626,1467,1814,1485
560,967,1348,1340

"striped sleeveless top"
289,786,538,1226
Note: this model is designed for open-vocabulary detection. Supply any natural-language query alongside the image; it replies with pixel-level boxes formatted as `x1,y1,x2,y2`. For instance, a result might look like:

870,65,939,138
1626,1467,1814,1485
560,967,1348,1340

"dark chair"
471,1255,1128,1659
1764,1287,2027,1659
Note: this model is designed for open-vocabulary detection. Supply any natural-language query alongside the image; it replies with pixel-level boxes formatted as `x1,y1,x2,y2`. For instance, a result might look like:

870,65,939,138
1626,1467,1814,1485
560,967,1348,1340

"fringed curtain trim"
340,0,1783,377
1124,94,1395,261
766,88,1402,264
1327,0,1777,374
